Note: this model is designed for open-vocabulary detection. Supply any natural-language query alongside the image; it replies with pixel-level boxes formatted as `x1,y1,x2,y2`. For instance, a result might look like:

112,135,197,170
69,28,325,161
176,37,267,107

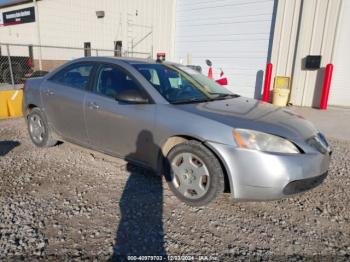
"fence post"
95,49,99,56
6,44,15,88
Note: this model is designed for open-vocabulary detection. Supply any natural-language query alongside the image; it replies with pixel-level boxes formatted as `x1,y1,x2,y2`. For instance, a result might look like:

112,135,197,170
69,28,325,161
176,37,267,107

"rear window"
50,63,94,90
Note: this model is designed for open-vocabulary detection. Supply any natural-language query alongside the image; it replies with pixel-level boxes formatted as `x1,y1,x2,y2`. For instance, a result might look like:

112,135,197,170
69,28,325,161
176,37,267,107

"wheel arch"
25,104,38,117
158,134,231,193
28,104,38,110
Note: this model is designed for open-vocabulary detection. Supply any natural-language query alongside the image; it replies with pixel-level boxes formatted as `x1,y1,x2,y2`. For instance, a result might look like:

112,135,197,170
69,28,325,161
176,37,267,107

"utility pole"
33,0,42,70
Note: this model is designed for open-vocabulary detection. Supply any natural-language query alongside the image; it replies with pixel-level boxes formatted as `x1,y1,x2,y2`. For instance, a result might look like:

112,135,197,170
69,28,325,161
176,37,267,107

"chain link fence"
0,43,152,89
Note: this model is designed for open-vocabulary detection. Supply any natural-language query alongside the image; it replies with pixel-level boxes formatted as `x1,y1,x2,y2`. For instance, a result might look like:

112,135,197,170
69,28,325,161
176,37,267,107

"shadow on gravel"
0,140,20,156
111,130,167,260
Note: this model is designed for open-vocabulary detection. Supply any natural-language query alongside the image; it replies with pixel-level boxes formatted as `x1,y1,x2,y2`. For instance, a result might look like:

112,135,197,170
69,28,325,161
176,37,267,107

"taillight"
27,57,33,68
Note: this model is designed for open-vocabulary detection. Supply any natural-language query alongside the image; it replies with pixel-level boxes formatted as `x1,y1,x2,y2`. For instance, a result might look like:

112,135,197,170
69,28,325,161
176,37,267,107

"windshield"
132,63,238,104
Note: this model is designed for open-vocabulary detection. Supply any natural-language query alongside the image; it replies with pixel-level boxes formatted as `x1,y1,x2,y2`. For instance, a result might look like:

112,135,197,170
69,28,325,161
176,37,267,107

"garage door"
174,0,275,98
329,0,350,107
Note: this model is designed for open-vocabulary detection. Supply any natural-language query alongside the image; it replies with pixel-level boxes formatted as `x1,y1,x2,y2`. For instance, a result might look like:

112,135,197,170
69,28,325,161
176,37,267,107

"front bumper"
206,141,331,201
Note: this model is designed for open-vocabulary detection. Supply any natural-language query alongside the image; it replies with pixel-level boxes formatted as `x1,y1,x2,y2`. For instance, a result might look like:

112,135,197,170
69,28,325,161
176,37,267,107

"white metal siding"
287,0,342,107
174,0,275,98
329,0,350,107
0,2,37,47
0,0,176,60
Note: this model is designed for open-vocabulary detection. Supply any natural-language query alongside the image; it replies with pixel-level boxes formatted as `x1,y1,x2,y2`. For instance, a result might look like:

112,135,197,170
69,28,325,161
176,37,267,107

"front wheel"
27,108,57,147
165,141,225,206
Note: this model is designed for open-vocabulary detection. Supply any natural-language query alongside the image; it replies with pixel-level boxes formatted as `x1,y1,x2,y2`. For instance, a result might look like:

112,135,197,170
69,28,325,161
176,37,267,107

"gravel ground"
0,118,349,261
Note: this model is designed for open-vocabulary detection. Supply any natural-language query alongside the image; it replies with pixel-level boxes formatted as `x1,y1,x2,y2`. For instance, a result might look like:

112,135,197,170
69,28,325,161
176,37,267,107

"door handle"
44,90,54,96
88,101,100,110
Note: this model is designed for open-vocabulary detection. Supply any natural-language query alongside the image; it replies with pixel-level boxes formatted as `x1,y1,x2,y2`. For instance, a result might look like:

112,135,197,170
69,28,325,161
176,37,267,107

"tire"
165,140,225,206
27,108,57,148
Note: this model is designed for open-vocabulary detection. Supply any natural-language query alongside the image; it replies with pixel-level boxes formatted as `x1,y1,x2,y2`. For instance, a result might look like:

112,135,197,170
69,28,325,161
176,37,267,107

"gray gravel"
0,118,350,261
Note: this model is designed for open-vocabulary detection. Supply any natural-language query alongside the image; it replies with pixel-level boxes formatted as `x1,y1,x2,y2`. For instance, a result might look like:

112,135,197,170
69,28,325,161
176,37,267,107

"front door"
41,62,94,143
84,63,157,166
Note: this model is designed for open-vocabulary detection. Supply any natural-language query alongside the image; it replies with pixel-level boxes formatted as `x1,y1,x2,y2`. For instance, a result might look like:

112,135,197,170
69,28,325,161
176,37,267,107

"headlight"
233,129,300,154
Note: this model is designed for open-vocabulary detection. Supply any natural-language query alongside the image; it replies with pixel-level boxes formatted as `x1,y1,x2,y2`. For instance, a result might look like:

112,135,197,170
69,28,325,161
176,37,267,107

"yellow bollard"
0,90,23,119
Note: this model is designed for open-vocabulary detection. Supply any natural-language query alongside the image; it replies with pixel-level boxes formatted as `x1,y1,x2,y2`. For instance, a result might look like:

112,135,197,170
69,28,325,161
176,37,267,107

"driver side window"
95,65,142,100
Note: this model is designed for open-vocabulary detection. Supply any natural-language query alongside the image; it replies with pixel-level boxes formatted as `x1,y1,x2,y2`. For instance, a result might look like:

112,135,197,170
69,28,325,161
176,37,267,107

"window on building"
84,42,91,57
114,41,122,57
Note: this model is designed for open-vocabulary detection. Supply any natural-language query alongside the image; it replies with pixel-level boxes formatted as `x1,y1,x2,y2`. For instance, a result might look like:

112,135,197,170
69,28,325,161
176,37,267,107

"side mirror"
116,89,149,104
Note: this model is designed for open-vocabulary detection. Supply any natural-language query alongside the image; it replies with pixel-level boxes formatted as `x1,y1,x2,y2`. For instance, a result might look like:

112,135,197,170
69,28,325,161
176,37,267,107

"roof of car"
107,56,155,64
76,56,180,66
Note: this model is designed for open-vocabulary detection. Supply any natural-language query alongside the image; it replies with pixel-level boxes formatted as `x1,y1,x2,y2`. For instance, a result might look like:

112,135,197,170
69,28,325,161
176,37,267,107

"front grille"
283,172,328,195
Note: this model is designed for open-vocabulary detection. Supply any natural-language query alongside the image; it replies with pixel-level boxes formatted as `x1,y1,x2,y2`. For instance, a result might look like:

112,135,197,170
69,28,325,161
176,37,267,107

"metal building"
0,0,176,69
1,0,349,107
174,0,276,99
174,0,350,107
271,0,348,107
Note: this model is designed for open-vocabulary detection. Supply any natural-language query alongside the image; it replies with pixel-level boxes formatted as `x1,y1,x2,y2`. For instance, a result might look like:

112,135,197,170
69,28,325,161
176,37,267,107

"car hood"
175,97,318,141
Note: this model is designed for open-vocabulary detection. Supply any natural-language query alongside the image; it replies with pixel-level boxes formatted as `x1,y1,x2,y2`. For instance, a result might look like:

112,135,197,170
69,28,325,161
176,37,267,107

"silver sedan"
23,57,331,206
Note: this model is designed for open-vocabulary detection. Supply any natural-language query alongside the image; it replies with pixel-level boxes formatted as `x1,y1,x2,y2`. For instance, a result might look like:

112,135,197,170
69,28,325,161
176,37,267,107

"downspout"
33,0,42,70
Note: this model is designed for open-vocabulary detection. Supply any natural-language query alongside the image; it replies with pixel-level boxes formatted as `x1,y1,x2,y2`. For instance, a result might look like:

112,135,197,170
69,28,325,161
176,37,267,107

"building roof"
0,0,39,9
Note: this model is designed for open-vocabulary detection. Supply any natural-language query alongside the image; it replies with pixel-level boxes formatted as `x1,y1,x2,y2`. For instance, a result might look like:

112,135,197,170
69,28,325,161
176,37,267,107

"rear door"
41,62,95,143
84,63,157,166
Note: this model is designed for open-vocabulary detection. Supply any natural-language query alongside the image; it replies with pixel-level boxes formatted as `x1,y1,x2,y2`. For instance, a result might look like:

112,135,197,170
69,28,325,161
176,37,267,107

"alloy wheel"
29,114,46,144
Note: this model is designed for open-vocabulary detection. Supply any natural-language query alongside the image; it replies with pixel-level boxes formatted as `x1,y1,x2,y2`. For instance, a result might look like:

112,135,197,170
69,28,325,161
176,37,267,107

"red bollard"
208,67,213,79
262,63,273,102
320,64,334,110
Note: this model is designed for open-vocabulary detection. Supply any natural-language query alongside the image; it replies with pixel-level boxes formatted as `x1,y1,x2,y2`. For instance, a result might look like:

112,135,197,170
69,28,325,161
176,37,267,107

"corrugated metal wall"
329,0,349,107
0,2,37,47
0,0,176,59
271,0,344,107
174,0,276,98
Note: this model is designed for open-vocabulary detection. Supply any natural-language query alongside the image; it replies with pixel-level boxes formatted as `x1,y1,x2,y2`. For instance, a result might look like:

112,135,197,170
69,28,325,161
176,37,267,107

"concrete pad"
0,83,23,91
291,106,350,141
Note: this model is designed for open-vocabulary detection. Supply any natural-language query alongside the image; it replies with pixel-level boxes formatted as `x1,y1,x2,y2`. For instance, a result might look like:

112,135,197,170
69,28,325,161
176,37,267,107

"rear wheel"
27,108,57,147
165,140,225,206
